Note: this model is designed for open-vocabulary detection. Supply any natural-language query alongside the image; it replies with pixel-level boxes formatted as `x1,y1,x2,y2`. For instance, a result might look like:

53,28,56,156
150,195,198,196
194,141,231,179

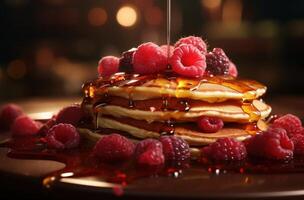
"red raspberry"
98,56,120,77
175,36,207,54
197,116,224,133
56,104,84,126
160,136,190,165
135,139,164,166
272,114,302,137
202,138,247,162
246,127,294,160
38,116,57,136
119,48,137,73
133,42,167,75
170,44,206,78
93,134,135,162
206,48,230,76
160,45,174,58
11,115,41,137
46,123,80,149
228,61,238,77
291,134,304,155
0,104,23,130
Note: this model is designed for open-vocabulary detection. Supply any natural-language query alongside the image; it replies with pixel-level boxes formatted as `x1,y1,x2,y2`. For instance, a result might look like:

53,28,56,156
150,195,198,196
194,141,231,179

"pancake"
93,99,271,123
81,73,271,147
77,128,202,159
94,116,268,146
84,73,267,103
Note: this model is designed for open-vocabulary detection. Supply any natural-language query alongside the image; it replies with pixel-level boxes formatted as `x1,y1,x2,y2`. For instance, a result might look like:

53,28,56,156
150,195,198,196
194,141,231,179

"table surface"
0,96,304,200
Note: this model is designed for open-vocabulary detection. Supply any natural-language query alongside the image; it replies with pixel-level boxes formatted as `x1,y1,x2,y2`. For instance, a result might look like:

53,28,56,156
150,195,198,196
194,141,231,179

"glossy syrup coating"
82,73,266,135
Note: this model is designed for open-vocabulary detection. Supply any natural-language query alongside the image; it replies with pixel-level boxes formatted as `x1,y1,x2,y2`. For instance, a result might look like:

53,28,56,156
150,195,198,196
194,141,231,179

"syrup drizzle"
82,73,265,130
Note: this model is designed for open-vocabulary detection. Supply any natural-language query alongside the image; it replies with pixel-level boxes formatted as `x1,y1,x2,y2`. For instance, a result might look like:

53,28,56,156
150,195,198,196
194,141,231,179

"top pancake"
84,73,267,103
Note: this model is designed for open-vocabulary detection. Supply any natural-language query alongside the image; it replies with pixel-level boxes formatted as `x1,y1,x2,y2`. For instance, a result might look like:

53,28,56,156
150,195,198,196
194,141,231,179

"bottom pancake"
77,127,202,159
92,116,267,146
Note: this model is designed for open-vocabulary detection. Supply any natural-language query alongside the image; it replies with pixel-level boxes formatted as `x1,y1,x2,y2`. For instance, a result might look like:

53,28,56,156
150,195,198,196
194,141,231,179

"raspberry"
206,48,230,76
133,42,167,75
246,127,294,160
93,134,135,162
228,61,238,77
98,56,120,77
0,104,23,130
56,104,84,126
291,134,304,155
272,114,302,137
175,36,207,54
197,116,224,133
119,48,137,73
159,136,190,165
202,138,247,162
11,115,41,137
38,116,57,136
135,139,164,166
46,123,80,149
160,45,174,58
170,44,206,78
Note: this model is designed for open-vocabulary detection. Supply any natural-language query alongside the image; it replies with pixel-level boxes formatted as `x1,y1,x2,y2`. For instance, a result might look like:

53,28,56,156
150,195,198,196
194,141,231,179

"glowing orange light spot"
116,6,138,27
222,0,242,25
88,7,107,26
201,0,221,10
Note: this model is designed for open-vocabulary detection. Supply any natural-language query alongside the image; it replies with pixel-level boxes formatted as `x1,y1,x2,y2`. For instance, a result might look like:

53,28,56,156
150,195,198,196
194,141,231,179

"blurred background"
1,0,304,102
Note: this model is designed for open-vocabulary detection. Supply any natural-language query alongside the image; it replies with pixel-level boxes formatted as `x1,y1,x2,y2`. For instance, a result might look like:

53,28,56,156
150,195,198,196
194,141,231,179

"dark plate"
1,97,304,199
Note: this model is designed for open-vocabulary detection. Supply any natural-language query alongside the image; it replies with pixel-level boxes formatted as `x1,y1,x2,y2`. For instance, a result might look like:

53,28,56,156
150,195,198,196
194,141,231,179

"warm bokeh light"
7,59,27,79
88,7,107,27
201,0,221,10
222,0,242,25
116,6,137,27
145,6,163,26
36,47,54,67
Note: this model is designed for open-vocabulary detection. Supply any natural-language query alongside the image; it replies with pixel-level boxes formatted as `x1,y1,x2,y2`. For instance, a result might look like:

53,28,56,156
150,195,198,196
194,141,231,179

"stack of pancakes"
81,73,271,147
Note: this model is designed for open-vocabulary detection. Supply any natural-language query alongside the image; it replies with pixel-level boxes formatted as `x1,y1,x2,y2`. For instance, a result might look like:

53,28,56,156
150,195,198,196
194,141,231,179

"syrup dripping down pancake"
83,73,267,103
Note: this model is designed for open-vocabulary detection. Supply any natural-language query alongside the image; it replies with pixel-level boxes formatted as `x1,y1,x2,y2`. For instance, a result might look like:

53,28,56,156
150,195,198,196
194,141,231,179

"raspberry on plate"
0,104,23,130
133,42,167,75
46,123,80,149
98,56,120,77
197,116,224,133
93,134,135,162
175,36,207,54
170,44,206,78
272,114,302,137
38,115,57,136
245,127,294,160
205,48,230,76
291,134,304,155
119,48,137,72
228,61,238,77
11,115,41,137
135,139,164,166
160,136,190,166
56,104,84,126
201,138,247,162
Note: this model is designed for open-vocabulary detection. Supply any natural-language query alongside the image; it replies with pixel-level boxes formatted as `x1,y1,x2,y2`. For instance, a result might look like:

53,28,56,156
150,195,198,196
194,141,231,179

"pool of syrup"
2,134,304,191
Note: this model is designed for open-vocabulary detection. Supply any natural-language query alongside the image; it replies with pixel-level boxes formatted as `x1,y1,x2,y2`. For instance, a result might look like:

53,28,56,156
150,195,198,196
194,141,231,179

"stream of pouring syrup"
167,0,171,61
